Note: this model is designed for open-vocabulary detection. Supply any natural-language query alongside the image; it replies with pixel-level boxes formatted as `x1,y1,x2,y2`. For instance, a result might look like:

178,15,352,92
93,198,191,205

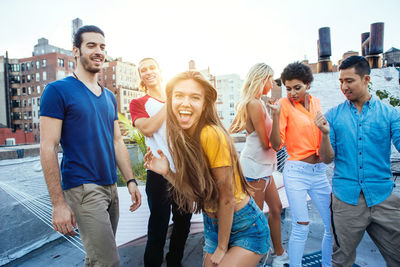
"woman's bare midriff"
205,194,250,219
300,153,321,164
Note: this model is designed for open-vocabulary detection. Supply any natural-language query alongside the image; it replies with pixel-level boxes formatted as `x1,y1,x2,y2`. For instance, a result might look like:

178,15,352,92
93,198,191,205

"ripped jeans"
283,160,332,267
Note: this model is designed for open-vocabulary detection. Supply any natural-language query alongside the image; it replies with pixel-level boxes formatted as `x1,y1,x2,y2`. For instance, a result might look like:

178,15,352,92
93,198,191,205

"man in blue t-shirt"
40,25,141,267
325,56,400,267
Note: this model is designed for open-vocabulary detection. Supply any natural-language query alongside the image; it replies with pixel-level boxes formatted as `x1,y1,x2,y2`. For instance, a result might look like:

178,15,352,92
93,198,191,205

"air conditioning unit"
5,138,16,146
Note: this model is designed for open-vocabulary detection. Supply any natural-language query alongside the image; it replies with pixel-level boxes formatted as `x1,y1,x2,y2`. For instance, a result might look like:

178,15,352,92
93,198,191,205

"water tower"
317,27,333,73
361,22,384,68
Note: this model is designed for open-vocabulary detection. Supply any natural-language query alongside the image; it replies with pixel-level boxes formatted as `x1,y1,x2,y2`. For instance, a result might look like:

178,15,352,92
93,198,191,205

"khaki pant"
331,191,400,267
64,183,120,267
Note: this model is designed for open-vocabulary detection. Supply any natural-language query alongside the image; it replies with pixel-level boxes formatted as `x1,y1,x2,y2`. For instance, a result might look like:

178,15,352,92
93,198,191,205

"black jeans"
144,170,192,267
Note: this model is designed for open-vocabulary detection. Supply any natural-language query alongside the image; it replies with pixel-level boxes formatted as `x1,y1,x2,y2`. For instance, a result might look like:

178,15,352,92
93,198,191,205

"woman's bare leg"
218,246,263,267
203,252,214,267
264,176,284,255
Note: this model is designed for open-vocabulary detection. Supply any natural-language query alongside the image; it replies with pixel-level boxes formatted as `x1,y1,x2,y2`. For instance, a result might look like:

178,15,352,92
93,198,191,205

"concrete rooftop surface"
1,147,399,267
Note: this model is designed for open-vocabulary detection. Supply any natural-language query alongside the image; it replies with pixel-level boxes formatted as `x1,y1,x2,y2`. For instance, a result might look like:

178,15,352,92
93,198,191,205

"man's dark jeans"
144,170,192,267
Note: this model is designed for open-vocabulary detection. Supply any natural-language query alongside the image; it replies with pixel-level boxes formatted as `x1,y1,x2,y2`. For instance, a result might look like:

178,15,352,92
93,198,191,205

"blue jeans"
283,160,332,267
203,197,270,255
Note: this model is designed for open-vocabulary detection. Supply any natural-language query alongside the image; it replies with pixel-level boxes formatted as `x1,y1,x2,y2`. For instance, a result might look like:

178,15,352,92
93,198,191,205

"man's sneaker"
271,251,289,267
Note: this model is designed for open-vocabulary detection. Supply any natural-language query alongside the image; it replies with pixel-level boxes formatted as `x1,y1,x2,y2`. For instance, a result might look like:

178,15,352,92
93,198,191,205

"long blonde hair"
165,71,250,213
230,63,274,133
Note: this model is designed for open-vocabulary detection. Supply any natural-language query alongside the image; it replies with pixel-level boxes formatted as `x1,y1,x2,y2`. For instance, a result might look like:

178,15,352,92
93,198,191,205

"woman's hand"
210,246,227,265
314,111,330,135
267,98,281,117
144,147,170,176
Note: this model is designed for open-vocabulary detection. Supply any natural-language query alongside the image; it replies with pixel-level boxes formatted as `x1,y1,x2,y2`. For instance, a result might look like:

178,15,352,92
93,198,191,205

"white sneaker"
271,251,289,267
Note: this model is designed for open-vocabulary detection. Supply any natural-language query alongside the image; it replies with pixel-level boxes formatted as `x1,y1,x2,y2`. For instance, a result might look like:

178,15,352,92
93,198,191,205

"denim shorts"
245,176,270,182
203,196,270,255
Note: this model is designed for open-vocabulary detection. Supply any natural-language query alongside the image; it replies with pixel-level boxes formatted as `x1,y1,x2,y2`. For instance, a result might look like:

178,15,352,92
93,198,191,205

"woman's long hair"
165,71,250,213
229,63,274,133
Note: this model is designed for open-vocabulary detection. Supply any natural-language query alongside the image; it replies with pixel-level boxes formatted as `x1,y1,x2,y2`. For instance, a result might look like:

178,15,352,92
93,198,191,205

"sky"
1,0,399,81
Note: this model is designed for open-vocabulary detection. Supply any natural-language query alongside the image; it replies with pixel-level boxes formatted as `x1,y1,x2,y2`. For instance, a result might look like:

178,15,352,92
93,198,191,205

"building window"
24,124,28,132
58,58,64,67
28,87,31,95
112,74,115,80
22,87,26,95
36,73,40,82
37,97,40,106
42,59,47,67
24,112,27,119
218,111,222,117
22,75,25,83
27,75,31,82
29,123,32,132
230,112,235,116
42,71,47,81
26,62,31,71
230,103,234,108
33,98,35,105
9,64,19,72
37,85,41,94
21,63,25,71
68,61,74,69
28,111,32,119
36,61,40,69
28,99,31,106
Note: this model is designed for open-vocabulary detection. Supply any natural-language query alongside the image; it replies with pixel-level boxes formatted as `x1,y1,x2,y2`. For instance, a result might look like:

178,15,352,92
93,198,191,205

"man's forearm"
115,138,135,181
40,144,65,206
134,106,166,137
319,133,334,164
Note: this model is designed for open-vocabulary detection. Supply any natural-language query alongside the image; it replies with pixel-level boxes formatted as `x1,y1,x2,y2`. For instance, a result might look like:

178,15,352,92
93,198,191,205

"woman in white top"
230,63,289,267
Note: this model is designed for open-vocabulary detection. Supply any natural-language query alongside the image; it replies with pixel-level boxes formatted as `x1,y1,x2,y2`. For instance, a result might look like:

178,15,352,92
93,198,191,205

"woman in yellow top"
144,71,270,267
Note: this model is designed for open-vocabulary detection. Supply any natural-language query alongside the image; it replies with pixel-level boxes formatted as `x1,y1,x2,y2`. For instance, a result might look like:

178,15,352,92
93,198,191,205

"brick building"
99,58,142,121
7,50,75,142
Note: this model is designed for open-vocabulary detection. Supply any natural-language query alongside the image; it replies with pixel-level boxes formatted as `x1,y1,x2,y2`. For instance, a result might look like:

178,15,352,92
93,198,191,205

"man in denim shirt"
325,56,400,267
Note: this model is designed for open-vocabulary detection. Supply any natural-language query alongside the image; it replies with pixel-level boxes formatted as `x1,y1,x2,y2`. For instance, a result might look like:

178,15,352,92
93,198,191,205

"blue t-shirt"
325,96,400,207
40,76,118,190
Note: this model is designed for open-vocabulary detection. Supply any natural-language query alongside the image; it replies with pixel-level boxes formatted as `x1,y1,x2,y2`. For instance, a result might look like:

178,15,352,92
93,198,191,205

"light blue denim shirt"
325,96,400,207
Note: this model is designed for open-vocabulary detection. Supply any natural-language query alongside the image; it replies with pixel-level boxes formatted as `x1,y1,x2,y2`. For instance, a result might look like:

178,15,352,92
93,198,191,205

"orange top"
278,94,321,161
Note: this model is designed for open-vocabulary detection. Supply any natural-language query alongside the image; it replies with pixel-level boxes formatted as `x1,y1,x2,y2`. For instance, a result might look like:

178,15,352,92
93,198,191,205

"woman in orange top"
144,71,270,267
269,62,334,267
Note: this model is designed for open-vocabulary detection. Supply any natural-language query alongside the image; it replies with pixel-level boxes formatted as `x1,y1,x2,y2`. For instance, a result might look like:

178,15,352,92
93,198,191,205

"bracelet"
126,178,138,187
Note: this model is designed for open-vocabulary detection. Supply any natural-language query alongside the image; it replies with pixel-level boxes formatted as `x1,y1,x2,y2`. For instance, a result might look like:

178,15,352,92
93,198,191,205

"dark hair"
73,25,104,48
339,56,370,78
280,62,314,85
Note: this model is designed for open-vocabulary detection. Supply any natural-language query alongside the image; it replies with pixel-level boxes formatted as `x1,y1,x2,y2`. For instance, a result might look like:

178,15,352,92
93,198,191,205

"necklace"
73,72,104,93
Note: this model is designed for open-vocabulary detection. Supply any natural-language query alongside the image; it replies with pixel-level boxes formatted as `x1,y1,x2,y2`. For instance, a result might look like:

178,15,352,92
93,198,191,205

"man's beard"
80,56,101,74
